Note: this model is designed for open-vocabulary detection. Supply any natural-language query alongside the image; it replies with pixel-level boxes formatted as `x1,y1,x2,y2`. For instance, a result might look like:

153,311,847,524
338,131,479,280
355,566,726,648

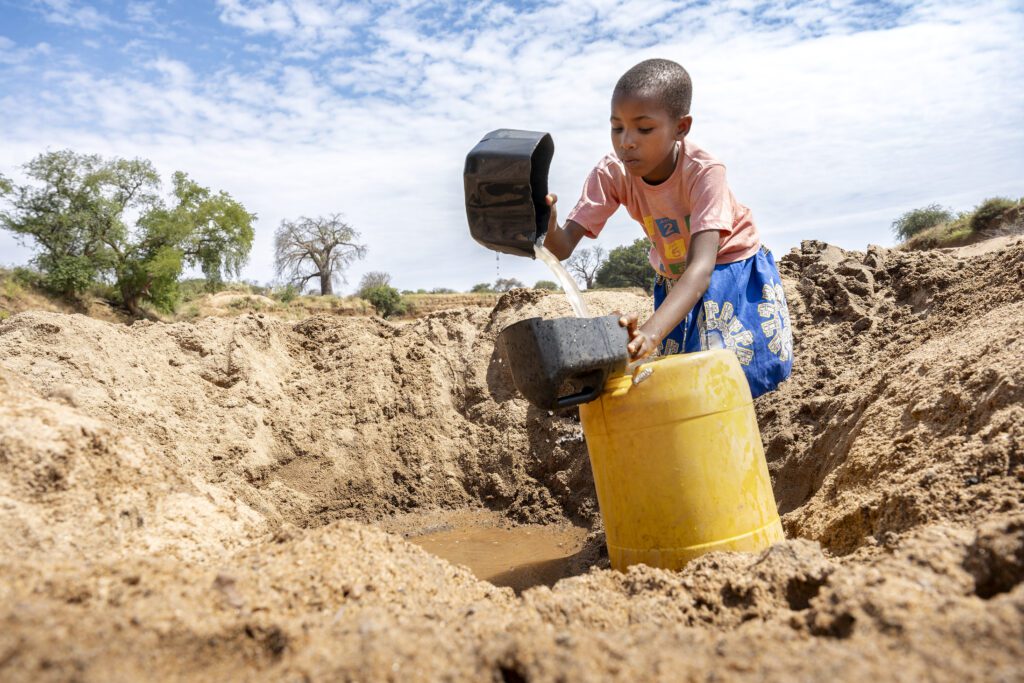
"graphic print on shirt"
643,215,691,276
655,218,681,238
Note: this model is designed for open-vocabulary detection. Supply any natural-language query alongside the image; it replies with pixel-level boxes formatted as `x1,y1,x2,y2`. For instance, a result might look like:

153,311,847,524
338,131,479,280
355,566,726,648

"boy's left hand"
618,313,660,361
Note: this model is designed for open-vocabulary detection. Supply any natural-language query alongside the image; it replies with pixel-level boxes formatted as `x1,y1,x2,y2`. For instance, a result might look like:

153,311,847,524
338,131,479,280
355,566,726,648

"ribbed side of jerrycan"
579,349,784,571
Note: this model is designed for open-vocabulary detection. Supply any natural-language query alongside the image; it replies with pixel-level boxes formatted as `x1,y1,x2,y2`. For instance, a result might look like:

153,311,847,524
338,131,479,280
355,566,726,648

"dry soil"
1,238,1022,681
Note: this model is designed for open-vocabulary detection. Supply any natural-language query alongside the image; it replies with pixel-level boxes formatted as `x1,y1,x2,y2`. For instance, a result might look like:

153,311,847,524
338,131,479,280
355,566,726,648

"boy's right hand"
542,196,586,260
545,193,558,235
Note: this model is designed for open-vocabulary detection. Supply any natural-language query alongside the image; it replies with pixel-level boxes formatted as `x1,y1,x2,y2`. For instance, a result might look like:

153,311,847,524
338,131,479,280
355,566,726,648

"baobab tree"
274,213,366,295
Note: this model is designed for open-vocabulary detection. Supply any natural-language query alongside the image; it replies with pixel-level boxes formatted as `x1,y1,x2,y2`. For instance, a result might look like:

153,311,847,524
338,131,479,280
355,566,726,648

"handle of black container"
554,370,604,409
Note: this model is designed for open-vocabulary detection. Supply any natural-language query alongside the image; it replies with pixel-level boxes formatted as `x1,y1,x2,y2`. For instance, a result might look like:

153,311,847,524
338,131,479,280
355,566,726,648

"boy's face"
610,93,692,184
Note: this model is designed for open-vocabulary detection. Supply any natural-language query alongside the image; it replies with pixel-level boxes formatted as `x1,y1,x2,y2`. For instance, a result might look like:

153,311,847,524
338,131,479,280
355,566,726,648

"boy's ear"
676,115,693,140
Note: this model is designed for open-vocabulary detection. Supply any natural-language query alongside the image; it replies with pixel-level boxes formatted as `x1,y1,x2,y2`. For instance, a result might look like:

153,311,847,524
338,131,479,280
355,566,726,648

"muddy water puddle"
383,510,589,594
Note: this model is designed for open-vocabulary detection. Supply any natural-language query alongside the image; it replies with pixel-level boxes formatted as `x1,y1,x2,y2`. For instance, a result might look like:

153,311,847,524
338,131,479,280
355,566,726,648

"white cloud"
126,1,156,23
216,0,372,53
34,0,118,30
149,57,193,87
1,0,1023,292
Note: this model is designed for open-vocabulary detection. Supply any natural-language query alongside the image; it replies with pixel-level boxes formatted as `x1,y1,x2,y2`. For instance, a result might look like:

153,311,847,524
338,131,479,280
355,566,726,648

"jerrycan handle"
554,370,604,409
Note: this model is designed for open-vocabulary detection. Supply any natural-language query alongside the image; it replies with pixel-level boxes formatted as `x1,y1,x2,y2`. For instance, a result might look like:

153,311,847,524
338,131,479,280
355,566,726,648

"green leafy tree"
891,203,954,241
470,282,495,293
274,214,366,295
0,150,254,314
118,171,255,314
534,280,560,290
362,284,405,318
595,238,653,293
0,151,155,296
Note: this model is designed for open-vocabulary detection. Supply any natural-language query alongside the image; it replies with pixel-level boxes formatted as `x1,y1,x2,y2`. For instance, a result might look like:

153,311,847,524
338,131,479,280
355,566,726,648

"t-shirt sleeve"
565,162,622,237
688,164,735,236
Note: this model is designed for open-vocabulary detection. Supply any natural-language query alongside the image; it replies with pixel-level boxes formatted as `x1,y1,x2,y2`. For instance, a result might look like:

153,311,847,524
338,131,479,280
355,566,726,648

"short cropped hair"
613,59,692,118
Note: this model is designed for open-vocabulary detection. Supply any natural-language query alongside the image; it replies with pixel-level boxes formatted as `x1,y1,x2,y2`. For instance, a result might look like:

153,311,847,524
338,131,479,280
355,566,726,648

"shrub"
534,280,560,290
361,284,405,318
470,282,495,293
891,204,955,241
273,283,299,303
430,287,456,294
39,254,99,297
969,196,1017,233
11,266,43,288
88,282,120,302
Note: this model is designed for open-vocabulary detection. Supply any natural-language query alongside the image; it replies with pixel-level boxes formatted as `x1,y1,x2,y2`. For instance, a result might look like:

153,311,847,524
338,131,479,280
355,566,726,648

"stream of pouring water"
533,244,590,318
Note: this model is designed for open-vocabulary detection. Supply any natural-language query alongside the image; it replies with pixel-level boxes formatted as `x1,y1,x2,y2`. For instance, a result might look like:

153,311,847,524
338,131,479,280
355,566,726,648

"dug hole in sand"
1,237,1023,681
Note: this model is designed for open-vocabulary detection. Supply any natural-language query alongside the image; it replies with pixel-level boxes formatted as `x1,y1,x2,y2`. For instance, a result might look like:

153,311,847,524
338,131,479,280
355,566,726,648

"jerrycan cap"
464,129,554,259
498,314,629,410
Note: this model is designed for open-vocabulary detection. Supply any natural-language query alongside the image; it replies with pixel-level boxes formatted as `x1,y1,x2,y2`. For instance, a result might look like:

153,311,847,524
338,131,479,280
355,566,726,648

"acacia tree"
0,150,255,314
566,245,606,289
274,214,366,295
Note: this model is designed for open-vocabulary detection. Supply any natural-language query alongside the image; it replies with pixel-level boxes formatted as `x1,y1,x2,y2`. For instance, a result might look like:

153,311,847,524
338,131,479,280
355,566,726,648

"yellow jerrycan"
578,348,784,571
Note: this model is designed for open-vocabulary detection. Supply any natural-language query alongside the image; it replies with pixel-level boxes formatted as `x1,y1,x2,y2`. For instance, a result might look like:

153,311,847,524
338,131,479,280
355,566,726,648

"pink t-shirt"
566,139,760,278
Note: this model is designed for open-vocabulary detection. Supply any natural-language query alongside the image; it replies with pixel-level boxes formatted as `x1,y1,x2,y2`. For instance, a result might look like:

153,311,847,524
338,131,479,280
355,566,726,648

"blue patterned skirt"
653,246,793,398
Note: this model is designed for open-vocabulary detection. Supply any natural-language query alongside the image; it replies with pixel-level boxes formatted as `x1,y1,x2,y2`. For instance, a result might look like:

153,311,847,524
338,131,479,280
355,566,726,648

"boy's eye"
638,127,653,134
611,126,623,133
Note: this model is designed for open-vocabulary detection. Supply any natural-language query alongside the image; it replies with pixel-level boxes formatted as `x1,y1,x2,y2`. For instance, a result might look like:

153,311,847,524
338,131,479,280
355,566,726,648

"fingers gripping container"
499,315,630,411
578,349,785,571
464,129,555,258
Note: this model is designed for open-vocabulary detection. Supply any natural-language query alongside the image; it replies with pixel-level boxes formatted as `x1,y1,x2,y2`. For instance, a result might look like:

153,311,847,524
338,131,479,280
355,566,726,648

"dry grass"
900,217,974,250
0,272,134,324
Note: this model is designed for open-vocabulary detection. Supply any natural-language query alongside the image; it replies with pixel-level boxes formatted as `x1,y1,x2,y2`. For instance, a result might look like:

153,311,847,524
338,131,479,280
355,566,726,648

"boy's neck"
642,142,681,186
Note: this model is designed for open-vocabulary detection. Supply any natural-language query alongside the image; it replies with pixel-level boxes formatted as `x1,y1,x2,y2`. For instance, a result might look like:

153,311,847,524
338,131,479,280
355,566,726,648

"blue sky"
1,0,1022,293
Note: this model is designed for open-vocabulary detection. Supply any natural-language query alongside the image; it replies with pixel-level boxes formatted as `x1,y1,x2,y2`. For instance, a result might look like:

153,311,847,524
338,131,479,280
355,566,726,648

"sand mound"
0,238,1022,680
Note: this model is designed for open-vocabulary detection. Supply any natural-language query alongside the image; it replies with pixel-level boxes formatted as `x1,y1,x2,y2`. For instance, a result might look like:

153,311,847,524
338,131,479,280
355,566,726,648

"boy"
543,58,792,397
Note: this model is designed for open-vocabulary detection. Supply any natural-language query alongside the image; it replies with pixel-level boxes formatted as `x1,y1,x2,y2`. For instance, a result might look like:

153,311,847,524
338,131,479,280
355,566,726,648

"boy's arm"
542,193,589,260
621,230,719,360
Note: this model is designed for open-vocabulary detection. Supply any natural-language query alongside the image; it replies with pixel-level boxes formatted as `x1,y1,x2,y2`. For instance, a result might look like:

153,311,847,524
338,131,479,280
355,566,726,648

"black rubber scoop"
464,129,554,258
499,315,629,410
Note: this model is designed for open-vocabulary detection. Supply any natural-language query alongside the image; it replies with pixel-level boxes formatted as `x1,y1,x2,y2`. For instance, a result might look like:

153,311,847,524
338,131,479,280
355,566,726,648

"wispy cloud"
1,0,1022,291
32,0,120,30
